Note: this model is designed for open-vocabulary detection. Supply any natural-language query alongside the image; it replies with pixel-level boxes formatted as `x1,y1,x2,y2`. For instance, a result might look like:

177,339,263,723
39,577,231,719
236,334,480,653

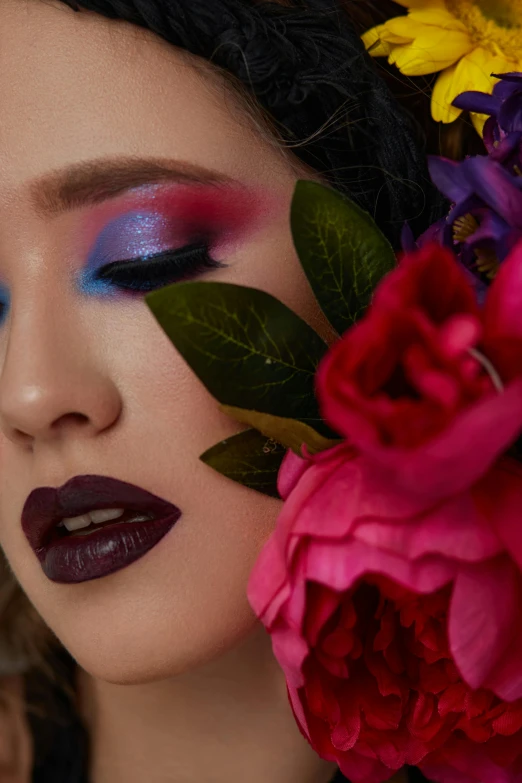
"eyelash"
94,242,226,293
0,243,225,328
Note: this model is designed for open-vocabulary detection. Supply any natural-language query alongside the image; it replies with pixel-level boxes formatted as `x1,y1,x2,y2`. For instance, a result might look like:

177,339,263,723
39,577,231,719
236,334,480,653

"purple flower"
453,72,522,157
406,152,522,303
429,152,522,268
409,72,522,303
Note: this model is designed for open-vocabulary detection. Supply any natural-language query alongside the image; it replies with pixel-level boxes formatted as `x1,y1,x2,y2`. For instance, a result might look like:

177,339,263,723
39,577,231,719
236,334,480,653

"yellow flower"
362,0,522,133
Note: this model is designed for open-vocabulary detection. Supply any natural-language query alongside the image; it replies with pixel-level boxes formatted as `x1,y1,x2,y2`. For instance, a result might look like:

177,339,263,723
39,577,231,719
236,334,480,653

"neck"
75,624,338,783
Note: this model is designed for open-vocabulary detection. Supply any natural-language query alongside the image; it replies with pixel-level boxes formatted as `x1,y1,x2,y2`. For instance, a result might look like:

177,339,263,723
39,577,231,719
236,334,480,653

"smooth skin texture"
0,1,339,782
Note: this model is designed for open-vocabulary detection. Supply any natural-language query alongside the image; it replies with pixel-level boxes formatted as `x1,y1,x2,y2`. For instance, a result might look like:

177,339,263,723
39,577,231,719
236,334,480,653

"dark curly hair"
56,0,445,248
0,1,445,779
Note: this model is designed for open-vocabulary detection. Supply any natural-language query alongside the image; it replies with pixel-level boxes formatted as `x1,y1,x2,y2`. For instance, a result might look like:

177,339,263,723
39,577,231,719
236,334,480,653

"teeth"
59,508,125,533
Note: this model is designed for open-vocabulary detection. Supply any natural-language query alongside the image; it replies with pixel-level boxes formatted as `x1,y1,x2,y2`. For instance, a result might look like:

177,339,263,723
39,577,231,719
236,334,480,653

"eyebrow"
28,156,237,218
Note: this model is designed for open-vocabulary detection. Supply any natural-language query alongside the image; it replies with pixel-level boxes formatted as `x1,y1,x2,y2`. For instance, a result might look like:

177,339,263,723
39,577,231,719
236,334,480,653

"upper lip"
22,475,180,552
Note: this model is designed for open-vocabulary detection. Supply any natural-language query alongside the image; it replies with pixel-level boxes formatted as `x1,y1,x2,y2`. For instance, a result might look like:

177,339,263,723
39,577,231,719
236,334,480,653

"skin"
0,1,339,781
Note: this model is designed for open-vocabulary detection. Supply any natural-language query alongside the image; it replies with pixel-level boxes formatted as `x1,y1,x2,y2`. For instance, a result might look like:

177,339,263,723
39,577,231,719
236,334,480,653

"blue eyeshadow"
79,210,174,296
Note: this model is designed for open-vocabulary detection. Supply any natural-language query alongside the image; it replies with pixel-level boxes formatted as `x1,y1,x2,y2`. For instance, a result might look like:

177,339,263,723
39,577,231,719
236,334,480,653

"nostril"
52,412,90,431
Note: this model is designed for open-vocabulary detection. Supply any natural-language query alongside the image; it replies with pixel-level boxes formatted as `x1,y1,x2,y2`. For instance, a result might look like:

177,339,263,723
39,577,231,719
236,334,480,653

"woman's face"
0,0,331,683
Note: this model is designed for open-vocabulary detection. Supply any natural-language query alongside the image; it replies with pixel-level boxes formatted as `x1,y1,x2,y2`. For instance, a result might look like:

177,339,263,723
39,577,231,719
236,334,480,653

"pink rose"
247,242,522,783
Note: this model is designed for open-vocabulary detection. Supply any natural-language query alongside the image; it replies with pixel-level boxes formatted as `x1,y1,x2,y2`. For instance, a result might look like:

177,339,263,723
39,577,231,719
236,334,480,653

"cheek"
115,311,283,568
128,316,275,535
108,310,282,578
3,313,283,683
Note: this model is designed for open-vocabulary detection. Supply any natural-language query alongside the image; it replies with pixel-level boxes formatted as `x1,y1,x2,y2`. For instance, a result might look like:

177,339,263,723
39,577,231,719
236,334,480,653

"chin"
63,599,262,685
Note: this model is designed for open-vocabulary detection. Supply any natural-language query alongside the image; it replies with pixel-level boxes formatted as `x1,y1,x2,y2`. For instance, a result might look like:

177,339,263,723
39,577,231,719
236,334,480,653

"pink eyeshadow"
80,181,279,263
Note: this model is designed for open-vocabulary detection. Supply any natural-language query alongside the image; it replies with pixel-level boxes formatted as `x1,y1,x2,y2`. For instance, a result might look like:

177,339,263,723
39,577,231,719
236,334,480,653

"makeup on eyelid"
0,181,280,321
79,180,277,284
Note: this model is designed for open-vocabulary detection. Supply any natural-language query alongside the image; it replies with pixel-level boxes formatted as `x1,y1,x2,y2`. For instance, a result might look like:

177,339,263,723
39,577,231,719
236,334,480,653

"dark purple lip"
22,474,181,553
37,513,180,583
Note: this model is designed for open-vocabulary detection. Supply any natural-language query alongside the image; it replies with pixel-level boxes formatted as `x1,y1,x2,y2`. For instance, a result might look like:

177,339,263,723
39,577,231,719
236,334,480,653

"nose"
0,282,122,447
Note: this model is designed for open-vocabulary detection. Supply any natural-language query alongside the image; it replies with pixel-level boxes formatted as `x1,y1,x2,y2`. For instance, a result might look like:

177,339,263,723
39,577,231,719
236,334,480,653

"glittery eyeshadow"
78,181,275,295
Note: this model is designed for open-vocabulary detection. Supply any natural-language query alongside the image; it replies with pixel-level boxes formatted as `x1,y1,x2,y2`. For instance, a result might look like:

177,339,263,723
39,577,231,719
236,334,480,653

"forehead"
0,0,292,215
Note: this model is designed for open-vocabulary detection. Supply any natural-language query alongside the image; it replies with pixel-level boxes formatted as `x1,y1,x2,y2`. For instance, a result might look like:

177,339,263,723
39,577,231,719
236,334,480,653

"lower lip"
36,511,181,584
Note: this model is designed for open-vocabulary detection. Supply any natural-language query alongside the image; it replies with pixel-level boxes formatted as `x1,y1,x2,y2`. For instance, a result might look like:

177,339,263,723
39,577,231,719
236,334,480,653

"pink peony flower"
247,242,522,783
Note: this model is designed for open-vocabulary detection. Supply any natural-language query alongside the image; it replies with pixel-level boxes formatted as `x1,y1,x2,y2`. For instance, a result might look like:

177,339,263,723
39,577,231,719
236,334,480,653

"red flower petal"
449,557,520,691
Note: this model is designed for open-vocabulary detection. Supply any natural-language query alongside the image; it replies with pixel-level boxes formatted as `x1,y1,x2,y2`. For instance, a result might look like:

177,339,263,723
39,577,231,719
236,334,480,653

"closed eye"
94,242,227,293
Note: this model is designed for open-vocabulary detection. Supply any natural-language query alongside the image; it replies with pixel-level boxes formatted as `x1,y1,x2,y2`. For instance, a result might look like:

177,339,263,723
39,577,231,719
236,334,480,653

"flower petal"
247,534,290,626
427,155,473,203
485,622,522,702
468,112,484,138
465,210,511,251
390,28,472,77
449,557,520,691
361,25,392,57
279,450,444,546
383,18,424,43
271,625,310,688
401,222,418,253
287,685,312,744
498,92,522,133
356,378,522,502
278,449,309,500
464,49,513,92
248,445,352,624
336,751,394,783
431,64,467,123
304,538,455,595
489,131,522,164
461,156,522,229
421,737,519,783
377,18,417,44
432,48,506,123
452,90,500,115
483,238,522,378
385,9,467,39
353,492,502,562
493,71,522,100
408,8,467,32
476,459,522,572
394,0,447,7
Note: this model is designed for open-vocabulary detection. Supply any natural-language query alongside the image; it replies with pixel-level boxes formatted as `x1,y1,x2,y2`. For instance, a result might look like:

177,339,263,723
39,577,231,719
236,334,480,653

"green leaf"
200,429,286,498
145,281,329,431
220,405,342,456
291,180,396,335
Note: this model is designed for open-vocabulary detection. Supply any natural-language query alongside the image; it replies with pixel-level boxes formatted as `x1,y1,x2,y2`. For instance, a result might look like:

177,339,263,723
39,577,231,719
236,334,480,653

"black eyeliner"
95,242,226,292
